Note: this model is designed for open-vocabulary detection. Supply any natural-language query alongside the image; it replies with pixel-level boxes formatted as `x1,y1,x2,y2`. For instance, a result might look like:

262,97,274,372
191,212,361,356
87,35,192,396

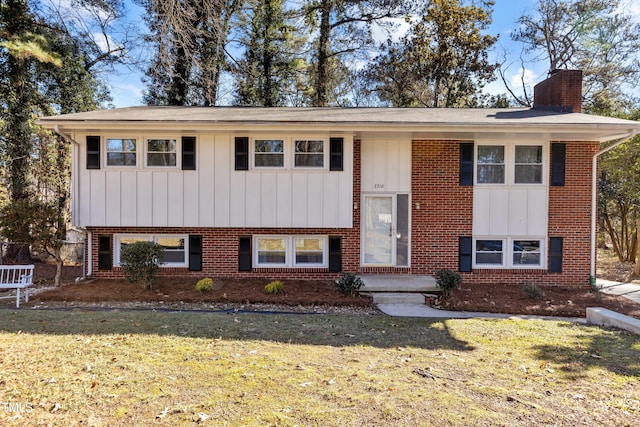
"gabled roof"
38,106,640,142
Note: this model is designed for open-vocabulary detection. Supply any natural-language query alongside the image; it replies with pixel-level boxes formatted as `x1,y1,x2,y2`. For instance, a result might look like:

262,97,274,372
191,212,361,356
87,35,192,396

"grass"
0,309,639,426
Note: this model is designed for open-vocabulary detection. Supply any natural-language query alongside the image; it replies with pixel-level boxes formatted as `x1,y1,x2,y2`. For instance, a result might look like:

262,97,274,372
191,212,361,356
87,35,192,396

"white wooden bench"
0,265,35,308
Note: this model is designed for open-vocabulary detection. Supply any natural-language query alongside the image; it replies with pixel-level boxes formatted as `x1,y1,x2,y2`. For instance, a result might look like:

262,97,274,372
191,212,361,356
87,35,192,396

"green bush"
435,269,462,299
195,278,213,293
119,241,164,289
264,280,284,294
524,284,544,300
336,273,364,296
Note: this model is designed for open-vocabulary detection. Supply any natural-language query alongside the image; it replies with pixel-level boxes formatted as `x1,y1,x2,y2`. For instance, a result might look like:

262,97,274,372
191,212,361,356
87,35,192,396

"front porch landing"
359,275,439,305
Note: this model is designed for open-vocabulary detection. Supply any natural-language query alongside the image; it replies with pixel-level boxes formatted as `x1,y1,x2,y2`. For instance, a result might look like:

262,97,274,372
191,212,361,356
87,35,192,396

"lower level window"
474,238,544,268
115,235,187,267
254,236,327,268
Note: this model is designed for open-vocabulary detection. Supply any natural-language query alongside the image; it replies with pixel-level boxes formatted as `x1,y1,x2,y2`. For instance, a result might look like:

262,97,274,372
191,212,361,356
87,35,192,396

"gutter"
52,126,89,280
590,129,639,283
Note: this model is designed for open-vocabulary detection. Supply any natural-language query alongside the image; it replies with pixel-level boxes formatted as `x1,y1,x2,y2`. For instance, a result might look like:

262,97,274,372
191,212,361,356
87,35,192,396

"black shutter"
459,236,472,272
329,137,344,171
549,237,563,273
182,136,196,170
87,136,101,169
551,143,566,186
235,137,249,170
459,143,474,186
238,236,252,271
188,235,202,271
98,235,112,270
328,236,342,272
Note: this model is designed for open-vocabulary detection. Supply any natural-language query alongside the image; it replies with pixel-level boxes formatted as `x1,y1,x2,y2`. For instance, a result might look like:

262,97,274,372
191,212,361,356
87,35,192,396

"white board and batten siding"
75,133,353,229
361,138,412,193
472,188,548,237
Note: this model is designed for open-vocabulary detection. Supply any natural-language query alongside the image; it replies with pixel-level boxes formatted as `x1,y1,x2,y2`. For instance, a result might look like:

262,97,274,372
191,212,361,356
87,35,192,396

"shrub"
435,269,462,299
264,280,284,294
119,241,164,289
195,278,213,293
524,284,544,300
336,273,364,296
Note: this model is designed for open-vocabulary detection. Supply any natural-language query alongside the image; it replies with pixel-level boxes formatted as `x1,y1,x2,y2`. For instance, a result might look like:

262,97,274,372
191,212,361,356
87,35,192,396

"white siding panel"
528,189,548,235
90,172,106,226
338,137,354,228
361,138,411,193
398,139,412,192
245,173,262,227
120,171,137,226
168,173,184,226
490,190,510,235
509,189,528,236
152,172,168,226
307,173,323,226
472,188,492,235
386,140,400,191
105,172,121,226
276,173,291,227
229,171,246,227
372,140,387,192
260,173,278,226
291,174,308,227
213,134,231,226
360,140,373,193
78,170,92,226
322,173,339,227
199,134,216,226
183,171,199,227
137,172,153,226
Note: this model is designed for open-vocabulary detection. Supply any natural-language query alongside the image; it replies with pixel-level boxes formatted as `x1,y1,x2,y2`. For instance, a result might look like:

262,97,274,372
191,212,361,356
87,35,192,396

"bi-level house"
38,70,640,288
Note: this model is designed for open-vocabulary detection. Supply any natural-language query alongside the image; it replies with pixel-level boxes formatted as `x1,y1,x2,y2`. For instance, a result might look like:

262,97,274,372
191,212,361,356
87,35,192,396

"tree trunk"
54,247,63,286
635,217,640,277
313,0,331,106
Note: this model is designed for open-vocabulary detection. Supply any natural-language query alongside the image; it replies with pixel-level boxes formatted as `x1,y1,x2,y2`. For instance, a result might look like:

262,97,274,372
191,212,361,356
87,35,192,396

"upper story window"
107,138,137,166
514,146,543,184
295,140,324,167
477,145,504,184
147,139,177,167
254,139,284,167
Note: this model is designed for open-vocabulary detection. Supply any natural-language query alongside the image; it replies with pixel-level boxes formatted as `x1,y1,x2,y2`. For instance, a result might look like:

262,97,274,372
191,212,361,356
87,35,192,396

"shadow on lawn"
532,323,640,378
0,309,475,351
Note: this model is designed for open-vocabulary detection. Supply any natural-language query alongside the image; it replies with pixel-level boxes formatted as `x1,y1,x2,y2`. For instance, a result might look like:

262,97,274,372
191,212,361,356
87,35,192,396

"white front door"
362,194,410,266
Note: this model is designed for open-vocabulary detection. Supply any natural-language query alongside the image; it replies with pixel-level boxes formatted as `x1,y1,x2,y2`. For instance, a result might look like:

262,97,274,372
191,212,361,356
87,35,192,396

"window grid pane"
107,138,137,166
147,139,177,167
515,146,543,184
255,140,284,167
295,140,324,168
477,146,504,184
257,238,287,264
513,240,541,265
295,238,324,264
476,240,503,265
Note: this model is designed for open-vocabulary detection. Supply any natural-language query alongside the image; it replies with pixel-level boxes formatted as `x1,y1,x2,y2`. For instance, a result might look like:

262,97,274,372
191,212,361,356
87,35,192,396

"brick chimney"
533,69,582,113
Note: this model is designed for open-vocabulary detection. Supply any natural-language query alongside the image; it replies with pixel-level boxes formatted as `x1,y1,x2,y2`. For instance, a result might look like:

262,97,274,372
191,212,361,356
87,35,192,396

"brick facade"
87,139,598,287
533,69,583,113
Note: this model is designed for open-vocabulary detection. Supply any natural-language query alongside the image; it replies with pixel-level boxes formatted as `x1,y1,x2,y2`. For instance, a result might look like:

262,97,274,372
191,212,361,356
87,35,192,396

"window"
254,139,284,167
254,236,328,268
515,146,542,184
295,140,324,167
147,139,177,167
115,235,188,267
294,237,325,266
107,138,136,166
474,238,544,268
475,240,503,265
477,145,504,183
257,237,287,265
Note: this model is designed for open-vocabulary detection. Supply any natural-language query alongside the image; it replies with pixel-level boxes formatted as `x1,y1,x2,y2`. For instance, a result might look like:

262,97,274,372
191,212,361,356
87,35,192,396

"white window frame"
248,136,330,170
253,235,328,268
145,137,179,169
293,139,326,169
476,145,505,185
114,234,189,268
252,138,286,169
472,237,545,269
106,137,138,167
474,142,547,186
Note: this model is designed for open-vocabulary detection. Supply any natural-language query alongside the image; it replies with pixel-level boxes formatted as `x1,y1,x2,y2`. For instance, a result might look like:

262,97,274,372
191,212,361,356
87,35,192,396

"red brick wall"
533,69,583,113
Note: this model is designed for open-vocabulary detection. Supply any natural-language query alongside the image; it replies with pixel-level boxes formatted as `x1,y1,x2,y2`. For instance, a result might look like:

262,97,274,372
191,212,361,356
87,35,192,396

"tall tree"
365,0,498,107
233,0,302,106
303,0,410,106
140,0,240,106
504,0,640,112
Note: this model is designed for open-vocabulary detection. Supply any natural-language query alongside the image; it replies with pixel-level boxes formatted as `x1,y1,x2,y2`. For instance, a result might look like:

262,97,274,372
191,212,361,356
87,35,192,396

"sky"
105,0,640,108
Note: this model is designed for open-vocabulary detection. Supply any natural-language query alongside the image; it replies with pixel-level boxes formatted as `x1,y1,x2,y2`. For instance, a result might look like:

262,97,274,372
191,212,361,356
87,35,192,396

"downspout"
590,129,639,284
53,126,89,279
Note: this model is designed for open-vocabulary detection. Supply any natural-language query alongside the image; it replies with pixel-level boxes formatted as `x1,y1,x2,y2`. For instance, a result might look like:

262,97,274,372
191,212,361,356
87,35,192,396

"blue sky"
106,0,640,108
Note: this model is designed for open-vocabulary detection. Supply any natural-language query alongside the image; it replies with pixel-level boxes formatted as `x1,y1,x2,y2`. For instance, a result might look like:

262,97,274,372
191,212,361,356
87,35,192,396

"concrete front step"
359,275,438,292
361,292,427,305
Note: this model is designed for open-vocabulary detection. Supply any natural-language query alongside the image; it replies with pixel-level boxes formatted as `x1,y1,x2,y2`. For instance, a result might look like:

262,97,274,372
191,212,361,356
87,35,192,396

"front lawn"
0,310,638,426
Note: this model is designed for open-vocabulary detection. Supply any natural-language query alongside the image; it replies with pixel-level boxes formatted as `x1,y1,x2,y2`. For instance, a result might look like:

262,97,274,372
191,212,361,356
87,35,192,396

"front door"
362,194,409,266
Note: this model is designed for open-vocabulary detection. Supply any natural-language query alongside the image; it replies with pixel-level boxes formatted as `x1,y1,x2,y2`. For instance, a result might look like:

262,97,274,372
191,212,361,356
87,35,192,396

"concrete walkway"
376,278,640,320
